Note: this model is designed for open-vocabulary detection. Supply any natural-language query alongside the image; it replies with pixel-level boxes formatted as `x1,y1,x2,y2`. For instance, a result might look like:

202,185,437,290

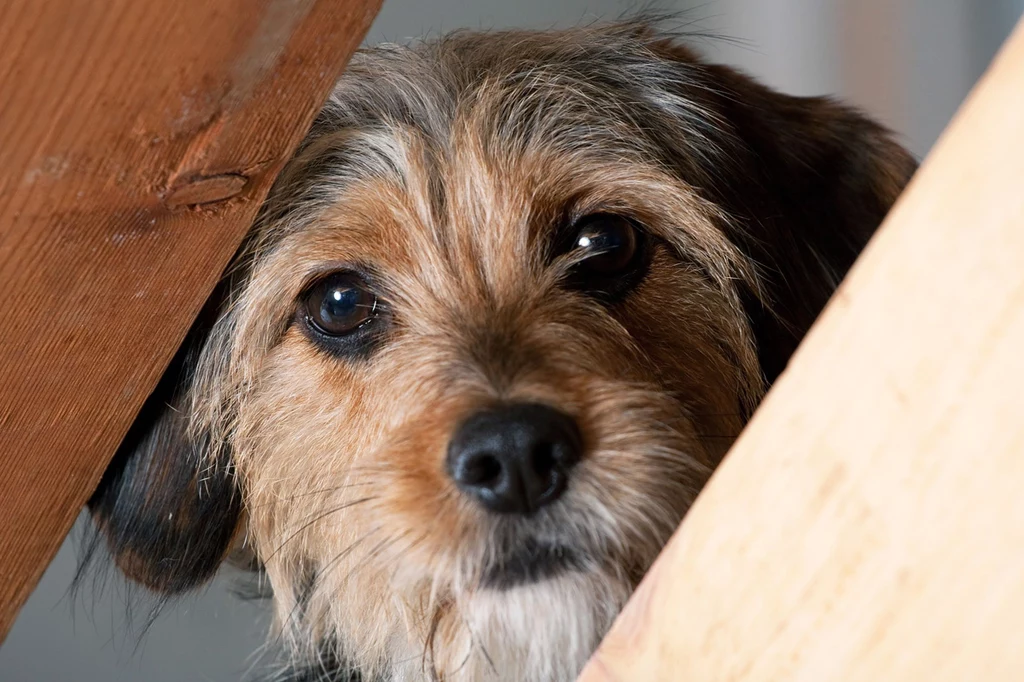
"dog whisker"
245,482,376,511
267,497,378,561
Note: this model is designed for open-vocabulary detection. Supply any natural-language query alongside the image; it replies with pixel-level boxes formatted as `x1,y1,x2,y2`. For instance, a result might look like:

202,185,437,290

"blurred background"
2,0,1021,680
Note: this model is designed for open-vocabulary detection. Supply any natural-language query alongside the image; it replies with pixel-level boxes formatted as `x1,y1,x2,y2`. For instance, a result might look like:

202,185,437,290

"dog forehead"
304,133,556,306
256,25,734,308
358,36,714,156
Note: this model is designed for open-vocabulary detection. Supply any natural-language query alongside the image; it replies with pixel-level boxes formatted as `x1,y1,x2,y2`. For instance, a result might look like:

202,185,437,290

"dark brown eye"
303,272,377,337
558,213,648,302
572,214,639,275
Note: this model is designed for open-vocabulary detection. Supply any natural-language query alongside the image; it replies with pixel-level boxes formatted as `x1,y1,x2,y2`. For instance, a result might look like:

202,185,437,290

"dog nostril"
447,402,582,515
531,444,556,478
461,453,503,486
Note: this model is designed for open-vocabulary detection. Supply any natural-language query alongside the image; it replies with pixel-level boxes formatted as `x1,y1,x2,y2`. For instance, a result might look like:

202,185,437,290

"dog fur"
88,19,916,682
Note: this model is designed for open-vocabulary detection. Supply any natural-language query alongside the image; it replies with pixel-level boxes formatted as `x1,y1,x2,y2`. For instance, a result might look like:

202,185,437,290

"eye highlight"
299,271,385,356
560,213,647,300
571,214,639,275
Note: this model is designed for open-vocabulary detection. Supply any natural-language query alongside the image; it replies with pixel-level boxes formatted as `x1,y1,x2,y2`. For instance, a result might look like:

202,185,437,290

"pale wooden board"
580,18,1024,682
0,0,382,640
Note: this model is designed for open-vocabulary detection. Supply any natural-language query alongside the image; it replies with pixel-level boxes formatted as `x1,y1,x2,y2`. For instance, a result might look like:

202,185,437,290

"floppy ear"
88,306,242,594
706,61,917,383
650,38,917,383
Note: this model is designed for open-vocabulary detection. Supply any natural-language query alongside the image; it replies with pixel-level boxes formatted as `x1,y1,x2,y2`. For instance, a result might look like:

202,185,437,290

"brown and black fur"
86,19,915,682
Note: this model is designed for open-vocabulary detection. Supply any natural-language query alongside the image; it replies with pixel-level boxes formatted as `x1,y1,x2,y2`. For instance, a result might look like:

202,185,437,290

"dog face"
90,21,915,682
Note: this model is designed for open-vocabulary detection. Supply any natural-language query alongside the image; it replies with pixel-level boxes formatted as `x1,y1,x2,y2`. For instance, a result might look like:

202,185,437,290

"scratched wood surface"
0,0,381,640
579,18,1024,682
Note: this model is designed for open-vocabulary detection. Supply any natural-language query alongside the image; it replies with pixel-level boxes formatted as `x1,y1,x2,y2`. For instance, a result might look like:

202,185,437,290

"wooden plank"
579,17,1024,682
0,0,381,640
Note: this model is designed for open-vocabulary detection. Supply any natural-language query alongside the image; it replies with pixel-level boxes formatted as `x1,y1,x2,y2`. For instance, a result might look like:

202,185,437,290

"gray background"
3,0,1022,680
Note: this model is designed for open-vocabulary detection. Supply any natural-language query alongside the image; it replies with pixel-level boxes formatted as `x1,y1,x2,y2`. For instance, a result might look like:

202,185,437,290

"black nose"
447,403,582,515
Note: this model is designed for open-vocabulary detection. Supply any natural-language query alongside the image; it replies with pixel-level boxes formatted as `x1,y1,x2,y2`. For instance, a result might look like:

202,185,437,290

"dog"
87,19,915,682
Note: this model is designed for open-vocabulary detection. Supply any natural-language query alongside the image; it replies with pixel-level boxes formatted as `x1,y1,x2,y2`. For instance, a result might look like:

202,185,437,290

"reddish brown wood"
0,0,381,640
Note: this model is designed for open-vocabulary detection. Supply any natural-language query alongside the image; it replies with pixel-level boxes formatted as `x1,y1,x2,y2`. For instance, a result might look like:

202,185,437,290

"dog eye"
558,213,648,301
571,214,639,275
303,273,378,337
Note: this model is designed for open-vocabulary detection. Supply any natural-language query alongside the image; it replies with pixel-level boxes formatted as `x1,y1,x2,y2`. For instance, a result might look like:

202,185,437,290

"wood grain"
0,0,381,640
580,18,1024,682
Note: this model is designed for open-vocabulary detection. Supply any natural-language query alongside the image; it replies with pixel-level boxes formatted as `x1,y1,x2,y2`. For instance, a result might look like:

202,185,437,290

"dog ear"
652,39,918,384
88,303,242,594
709,62,917,383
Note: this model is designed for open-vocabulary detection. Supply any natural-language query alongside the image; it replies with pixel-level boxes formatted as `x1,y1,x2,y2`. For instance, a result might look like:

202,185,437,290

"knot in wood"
164,173,248,209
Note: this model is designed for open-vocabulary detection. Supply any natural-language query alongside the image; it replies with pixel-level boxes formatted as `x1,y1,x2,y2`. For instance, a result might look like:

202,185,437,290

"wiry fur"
87,19,916,682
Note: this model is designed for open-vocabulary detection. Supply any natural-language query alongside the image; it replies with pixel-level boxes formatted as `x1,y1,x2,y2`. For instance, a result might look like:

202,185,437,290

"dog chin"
394,570,632,682
481,540,586,590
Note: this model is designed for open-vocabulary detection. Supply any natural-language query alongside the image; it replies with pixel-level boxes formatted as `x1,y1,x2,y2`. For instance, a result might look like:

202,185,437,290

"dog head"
90,21,914,682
